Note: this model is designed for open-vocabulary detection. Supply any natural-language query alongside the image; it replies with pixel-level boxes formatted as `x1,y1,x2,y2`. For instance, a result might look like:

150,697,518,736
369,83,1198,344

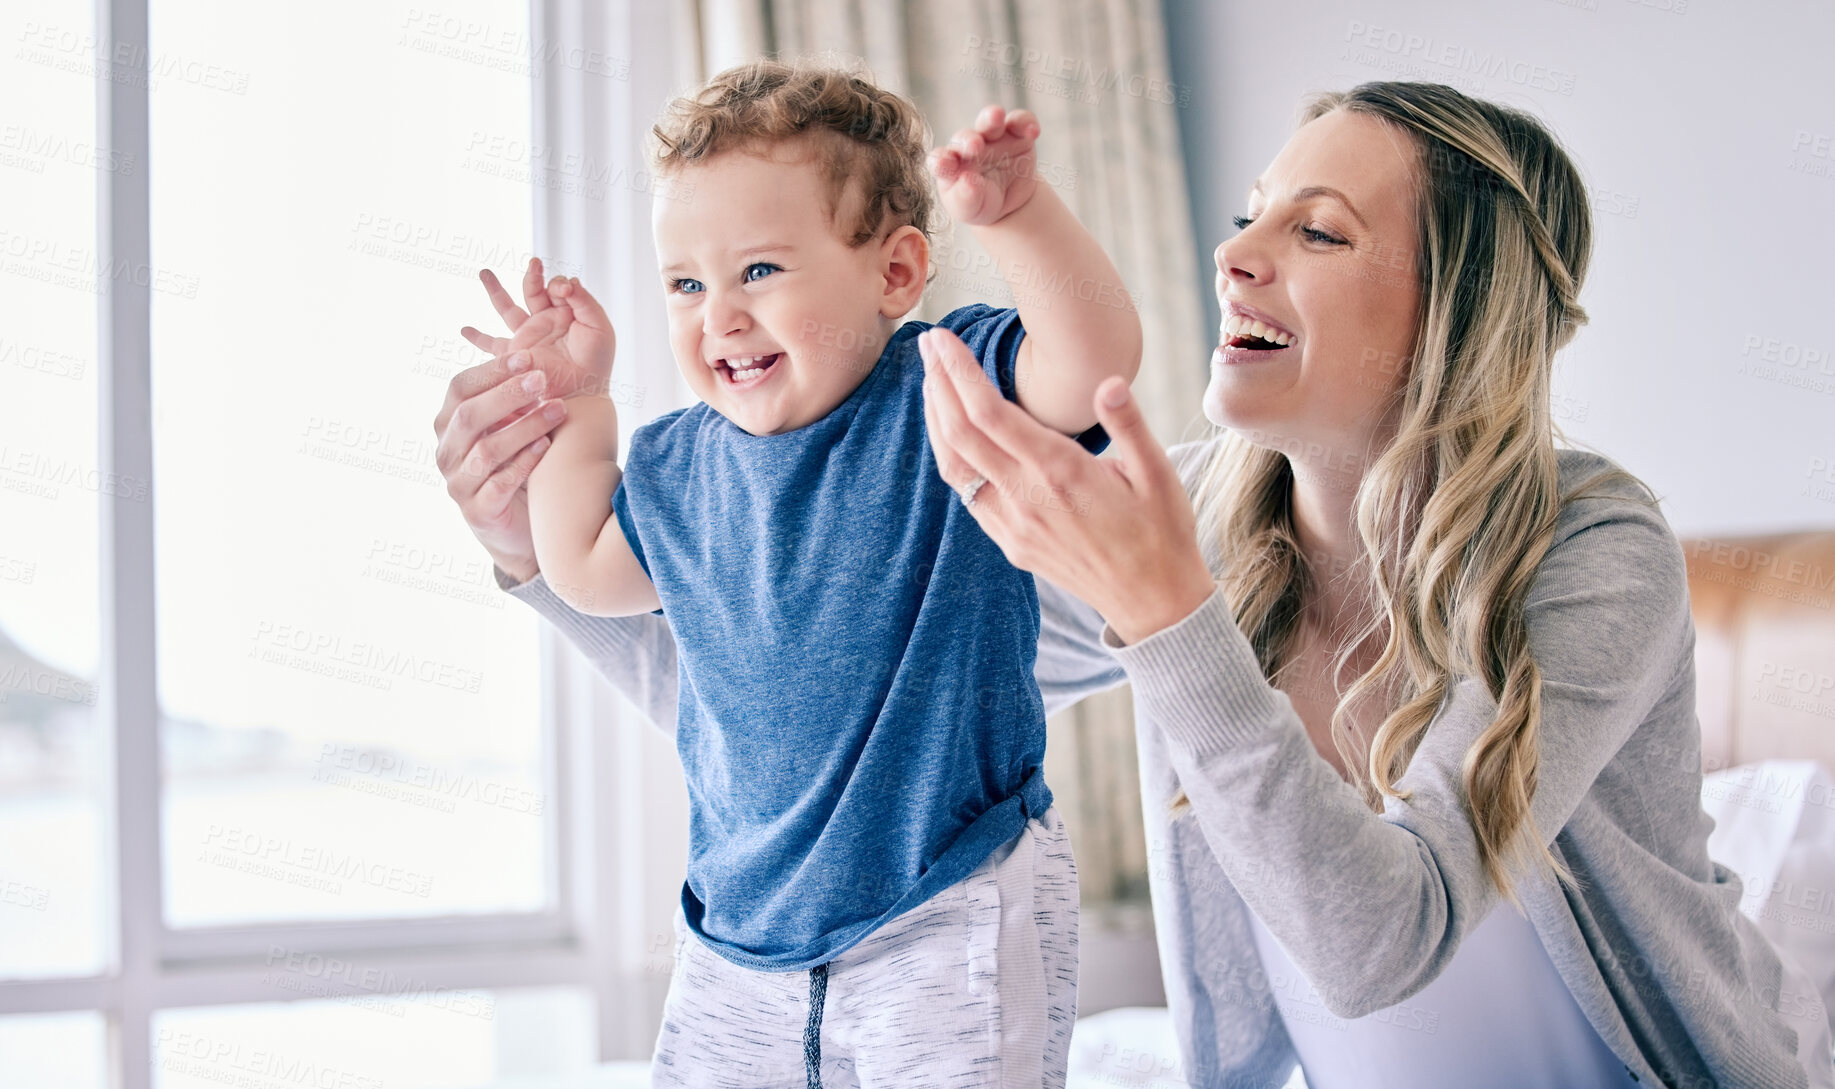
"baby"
472,61,1141,1086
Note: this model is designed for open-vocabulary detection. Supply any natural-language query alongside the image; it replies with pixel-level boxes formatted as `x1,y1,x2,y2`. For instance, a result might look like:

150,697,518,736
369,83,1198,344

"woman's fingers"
458,391,565,500
434,363,552,487
434,350,525,437
1087,375,1181,495
923,328,1087,480
474,432,554,517
918,329,1029,495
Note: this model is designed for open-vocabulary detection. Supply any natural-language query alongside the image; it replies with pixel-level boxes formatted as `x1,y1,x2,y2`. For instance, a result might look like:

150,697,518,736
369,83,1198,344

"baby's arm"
525,393,661,617
930,106,1144,435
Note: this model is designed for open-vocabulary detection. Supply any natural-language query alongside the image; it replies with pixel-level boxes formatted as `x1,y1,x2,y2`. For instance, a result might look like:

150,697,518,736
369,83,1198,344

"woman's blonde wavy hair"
1172,81,1657,907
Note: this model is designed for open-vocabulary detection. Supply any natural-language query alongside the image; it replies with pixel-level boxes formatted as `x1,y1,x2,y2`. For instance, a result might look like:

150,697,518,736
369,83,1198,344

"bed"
474,532,1835,1089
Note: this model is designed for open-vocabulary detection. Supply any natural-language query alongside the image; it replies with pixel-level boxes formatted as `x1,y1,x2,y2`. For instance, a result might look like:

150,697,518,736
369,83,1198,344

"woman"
434,82,1830,1087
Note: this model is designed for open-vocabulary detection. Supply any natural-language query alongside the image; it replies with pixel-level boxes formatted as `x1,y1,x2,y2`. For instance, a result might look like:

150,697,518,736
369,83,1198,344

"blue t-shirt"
610,305,1109,971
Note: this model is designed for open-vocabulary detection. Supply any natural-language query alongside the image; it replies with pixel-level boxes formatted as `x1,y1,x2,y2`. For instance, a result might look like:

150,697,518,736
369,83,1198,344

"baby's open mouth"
1221,314,1294,351
720,354,781,382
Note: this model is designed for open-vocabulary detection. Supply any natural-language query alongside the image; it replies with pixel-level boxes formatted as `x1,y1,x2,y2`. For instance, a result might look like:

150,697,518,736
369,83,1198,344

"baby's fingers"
508,303,571,350
927,147,964,183
521,257,553,317
460,325,509,357
551,276,611,332
479,268,530,330
1003,108,1041,141
949,128,987,161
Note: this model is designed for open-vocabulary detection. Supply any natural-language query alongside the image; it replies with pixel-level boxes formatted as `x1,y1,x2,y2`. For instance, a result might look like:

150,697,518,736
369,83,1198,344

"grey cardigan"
494,440,1812,1089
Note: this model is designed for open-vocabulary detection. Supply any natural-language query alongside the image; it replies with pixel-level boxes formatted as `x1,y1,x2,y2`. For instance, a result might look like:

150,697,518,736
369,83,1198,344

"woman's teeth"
1221,314,1295,348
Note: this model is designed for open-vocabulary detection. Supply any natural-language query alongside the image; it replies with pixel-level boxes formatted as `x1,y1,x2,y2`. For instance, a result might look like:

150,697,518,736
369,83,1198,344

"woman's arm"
913,327,1709,1020
494,563,680,738
1030,440,1220,717
437,266,675,733
497,559,1133,736
1034,575,1128,716
1106,488,1694,1018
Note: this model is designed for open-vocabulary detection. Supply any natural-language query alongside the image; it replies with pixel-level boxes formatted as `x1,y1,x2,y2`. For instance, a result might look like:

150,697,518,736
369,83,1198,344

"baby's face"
653,144,907,436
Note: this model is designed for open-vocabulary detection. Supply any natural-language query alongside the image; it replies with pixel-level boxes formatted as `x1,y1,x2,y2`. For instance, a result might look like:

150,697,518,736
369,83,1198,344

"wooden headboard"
1683,531,1835,773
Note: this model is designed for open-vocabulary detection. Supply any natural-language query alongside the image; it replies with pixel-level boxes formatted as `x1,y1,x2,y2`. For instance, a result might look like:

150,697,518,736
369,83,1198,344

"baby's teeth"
724,353,776,380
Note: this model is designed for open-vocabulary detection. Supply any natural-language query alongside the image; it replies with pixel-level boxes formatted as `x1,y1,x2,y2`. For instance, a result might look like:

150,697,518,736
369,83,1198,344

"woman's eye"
744,262,781,283
1302,227,1346,245
670,278,704,295
1231,215,1254,231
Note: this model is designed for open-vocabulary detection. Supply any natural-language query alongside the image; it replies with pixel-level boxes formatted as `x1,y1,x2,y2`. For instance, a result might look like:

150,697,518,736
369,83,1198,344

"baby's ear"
878,225,929,315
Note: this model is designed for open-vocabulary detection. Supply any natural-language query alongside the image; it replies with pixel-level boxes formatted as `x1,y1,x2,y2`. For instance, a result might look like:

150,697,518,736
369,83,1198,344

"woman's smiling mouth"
1214,302,1297,365
1220,312,1296,351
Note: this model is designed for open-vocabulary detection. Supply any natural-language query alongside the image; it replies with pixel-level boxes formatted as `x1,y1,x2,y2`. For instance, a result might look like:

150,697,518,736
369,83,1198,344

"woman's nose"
1216,233,1269,285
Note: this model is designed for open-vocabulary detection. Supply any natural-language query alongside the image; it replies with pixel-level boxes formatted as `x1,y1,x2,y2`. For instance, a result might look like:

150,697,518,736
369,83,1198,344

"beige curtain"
671,0,1210,908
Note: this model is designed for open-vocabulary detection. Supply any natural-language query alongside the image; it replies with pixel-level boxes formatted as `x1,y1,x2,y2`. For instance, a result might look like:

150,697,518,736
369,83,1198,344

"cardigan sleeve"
494,559,1152,738
1100,475,1696,1020
483,438,1223,741
495,563,682,739
1031,438,1225,717
499,560,1138,732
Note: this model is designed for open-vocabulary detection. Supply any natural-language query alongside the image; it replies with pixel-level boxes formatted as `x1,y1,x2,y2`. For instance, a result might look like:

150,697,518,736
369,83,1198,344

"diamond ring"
957,474,989,508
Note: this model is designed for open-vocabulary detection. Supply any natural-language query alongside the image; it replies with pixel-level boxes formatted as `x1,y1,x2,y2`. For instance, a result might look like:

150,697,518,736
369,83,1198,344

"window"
0,1013,108,1089
0,0,107,986
0,2,688,1082
152,989,595,1089
148,0,548,930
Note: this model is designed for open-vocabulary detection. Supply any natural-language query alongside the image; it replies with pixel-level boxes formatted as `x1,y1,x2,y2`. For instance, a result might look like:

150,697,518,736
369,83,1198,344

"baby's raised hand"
461,257,616,400
928,105,1043,227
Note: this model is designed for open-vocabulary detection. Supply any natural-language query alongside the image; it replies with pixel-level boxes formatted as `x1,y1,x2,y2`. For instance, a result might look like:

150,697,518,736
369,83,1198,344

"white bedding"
465,762,1834,1089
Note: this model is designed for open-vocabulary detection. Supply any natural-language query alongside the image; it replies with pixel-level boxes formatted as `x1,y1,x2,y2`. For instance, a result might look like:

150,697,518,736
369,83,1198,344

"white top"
1246,900,1644,1089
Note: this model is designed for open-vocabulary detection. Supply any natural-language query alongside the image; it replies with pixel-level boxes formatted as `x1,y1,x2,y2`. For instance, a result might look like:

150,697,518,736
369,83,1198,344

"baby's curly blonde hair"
648,59,935,248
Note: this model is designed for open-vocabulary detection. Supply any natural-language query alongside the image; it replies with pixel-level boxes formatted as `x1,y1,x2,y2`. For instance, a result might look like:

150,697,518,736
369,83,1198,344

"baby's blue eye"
744,262,781,283
670,278,704,295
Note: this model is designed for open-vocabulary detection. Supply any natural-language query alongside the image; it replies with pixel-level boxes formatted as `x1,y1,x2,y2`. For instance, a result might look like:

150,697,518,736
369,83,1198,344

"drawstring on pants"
803,962,829,1088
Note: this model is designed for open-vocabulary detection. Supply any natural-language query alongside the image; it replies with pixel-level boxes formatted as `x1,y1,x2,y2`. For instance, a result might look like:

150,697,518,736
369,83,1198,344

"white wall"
1162,0,1835,538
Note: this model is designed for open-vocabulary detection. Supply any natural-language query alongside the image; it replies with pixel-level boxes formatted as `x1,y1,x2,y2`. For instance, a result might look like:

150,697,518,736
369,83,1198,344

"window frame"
0,0,688,1081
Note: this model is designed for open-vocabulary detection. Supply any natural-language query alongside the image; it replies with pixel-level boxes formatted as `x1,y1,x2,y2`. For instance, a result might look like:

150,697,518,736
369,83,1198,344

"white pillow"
1701,759,1835,1084
1065,1006,1308,1089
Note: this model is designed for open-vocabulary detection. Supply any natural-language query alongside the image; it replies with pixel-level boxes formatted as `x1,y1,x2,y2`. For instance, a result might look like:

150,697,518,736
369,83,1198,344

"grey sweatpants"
650,806,1080,1088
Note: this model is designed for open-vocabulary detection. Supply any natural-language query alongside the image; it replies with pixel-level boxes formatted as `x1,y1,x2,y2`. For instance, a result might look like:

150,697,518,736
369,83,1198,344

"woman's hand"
461,257,616,400
432,347,566,586
436,257,619,585
918,327,1217,646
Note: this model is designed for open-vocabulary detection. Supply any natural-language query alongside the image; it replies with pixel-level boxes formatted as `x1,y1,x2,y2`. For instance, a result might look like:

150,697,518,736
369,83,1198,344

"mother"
434,82,1827,1088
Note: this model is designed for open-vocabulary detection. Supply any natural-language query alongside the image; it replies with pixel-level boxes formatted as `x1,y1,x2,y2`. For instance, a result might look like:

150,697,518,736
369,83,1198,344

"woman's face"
1204,109,1423,477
